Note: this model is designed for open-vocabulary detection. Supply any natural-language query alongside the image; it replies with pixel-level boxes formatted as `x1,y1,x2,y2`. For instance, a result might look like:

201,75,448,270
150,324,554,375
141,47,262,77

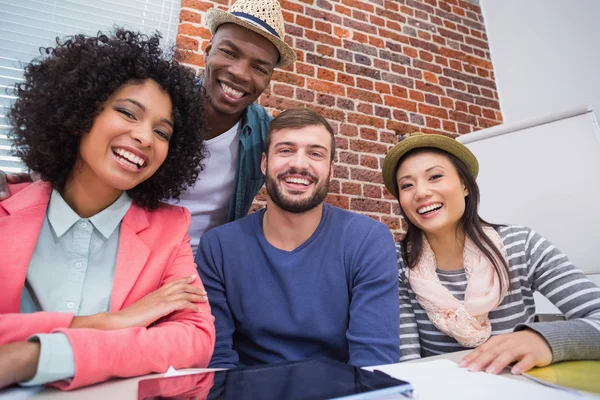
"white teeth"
114,148,145,168
220,82,244,99
285,177,310,186
417,203,442,214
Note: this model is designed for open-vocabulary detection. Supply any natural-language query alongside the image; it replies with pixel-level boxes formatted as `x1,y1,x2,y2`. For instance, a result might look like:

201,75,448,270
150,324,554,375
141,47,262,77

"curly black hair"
7,28,205,209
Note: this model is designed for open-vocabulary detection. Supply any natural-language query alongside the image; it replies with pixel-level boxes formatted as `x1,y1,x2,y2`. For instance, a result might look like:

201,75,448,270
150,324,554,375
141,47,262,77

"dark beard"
265,166,330,214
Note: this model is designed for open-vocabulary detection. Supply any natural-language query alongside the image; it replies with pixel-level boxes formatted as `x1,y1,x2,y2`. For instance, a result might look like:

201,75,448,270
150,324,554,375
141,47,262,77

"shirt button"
80,222,88,228
75,262,83,268
66,302,75,309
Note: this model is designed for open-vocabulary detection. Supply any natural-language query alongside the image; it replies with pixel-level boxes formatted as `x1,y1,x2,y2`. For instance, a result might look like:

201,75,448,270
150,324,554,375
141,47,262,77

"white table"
14,350,534,399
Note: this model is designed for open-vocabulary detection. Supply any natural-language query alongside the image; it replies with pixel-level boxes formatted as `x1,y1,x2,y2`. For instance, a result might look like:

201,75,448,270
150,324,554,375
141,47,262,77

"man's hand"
459,330,553,375
0,171,32,200
69,276,208,330
0,341,41,388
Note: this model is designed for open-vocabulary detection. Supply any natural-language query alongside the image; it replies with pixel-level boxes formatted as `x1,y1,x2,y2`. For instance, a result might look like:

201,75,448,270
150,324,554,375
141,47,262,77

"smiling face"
261,125,334,214
203,23,279,122
75,79,173,195
396,150,469,237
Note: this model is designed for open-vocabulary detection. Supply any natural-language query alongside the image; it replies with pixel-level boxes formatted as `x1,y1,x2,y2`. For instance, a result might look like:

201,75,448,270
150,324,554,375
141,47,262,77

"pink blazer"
0,182,215,390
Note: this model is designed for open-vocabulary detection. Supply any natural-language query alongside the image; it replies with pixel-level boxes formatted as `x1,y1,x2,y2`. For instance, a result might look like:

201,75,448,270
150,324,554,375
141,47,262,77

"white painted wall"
480,0,600,123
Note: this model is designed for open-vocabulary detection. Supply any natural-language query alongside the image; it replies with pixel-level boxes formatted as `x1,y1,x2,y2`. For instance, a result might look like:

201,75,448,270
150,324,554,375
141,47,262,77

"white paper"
364,359,589,400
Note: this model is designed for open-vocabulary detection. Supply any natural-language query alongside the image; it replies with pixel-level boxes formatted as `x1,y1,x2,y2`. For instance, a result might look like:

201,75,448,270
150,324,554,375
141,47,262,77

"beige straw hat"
382,133,479,201
206,0,296,68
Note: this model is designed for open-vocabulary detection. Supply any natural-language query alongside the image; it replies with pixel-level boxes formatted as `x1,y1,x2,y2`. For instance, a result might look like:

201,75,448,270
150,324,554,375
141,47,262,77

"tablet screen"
138,358,412,400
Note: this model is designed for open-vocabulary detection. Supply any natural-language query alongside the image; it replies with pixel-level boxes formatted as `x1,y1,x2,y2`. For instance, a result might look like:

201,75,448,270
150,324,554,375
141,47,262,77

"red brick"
281,0,304,12
273,84,294,98
339,151,359,164
426,117,441,129
176,36,199,50
375,82,391,94
306,30,342,47
380,131,397,144
179,10,201,24
455,101,469,112
273,71,305,87
348,113,385,128
335,3,352,16
296,15,313,29
359,127,377,140
350,140,388,155
370,36,385,48
482,108,496,119
450,110,476,125
387,120,421,135
348,88,382,104
316,21,333,34
415,80,445,95
341,0,375,13
477,117,499,129
317,44,334,57
334,26,351,39
418,103,449,119
357,78,374,91
384,96,417,112
423,71,438,84
443,120,457,133
351,198,390,213
468,104,483,116
360,155,379,169
297,63,315,77
326,194,350,210
457,123,472,134
363,184,382,198
404,46,418,58
410,90,425,102
338,73,355,86
342,182,362,195
317,68,335,81
382,215,401,230
357,103,373,115
307,79,345,96
441,96,454,109
282,10,294,23
181,0,212,12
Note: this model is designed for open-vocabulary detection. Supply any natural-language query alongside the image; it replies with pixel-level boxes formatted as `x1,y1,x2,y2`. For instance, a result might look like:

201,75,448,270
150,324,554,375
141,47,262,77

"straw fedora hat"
206,0,296,68
382,133,479,201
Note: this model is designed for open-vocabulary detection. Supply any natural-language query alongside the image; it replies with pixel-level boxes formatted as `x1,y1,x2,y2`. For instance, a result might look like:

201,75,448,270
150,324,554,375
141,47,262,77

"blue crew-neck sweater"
196,204,400,369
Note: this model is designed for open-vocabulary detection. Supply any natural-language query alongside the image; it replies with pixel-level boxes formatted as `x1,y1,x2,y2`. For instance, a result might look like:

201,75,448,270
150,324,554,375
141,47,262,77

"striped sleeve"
396,243,422,362
516,228,600,362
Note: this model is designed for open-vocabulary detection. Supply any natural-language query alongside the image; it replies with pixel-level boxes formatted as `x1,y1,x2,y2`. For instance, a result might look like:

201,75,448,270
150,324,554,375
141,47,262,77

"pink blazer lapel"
0,182,52,312
109,205,150,311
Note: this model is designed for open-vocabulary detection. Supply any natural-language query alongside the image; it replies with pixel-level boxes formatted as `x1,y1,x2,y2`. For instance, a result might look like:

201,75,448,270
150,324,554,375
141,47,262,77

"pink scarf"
407,227,509,347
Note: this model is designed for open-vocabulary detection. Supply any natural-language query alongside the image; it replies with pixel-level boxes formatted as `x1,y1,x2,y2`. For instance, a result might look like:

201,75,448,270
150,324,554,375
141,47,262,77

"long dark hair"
398,148,510,293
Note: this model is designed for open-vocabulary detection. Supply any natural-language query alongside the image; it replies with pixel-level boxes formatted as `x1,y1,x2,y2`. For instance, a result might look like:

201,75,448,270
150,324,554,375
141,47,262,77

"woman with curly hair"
0,29,215,390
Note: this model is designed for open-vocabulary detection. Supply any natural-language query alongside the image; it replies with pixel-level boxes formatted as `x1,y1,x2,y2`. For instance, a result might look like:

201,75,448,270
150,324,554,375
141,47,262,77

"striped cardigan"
398,225,600,362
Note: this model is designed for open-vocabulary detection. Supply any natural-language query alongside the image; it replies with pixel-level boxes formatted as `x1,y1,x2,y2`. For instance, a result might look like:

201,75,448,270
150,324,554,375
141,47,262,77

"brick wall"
177,0,502,241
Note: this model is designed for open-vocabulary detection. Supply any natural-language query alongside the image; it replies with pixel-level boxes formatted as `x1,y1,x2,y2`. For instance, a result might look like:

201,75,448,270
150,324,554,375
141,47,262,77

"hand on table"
459,330,552,375
0,341,40,389
69,275,208,330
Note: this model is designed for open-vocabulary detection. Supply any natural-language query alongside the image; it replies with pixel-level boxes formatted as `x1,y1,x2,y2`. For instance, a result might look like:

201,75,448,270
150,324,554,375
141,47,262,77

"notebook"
138,358,413,400
524,360,600,395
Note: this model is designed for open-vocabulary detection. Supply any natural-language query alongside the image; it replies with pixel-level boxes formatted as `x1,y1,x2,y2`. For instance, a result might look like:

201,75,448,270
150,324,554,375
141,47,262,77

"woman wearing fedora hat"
382,133,600,374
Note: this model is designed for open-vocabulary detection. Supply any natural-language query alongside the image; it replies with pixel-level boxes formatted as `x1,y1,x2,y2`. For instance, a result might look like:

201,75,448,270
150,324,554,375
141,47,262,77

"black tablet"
138,358,412,400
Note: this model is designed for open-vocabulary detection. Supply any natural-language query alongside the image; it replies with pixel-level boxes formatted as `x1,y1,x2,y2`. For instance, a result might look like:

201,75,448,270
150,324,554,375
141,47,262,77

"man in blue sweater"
196,108,400,369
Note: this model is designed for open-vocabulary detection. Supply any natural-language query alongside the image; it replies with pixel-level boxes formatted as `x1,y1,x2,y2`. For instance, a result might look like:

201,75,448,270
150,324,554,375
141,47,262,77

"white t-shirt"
170,121,240,254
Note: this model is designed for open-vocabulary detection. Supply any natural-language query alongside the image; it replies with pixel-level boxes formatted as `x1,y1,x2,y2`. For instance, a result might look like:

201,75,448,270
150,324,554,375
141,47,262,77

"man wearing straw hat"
0,0,296,255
